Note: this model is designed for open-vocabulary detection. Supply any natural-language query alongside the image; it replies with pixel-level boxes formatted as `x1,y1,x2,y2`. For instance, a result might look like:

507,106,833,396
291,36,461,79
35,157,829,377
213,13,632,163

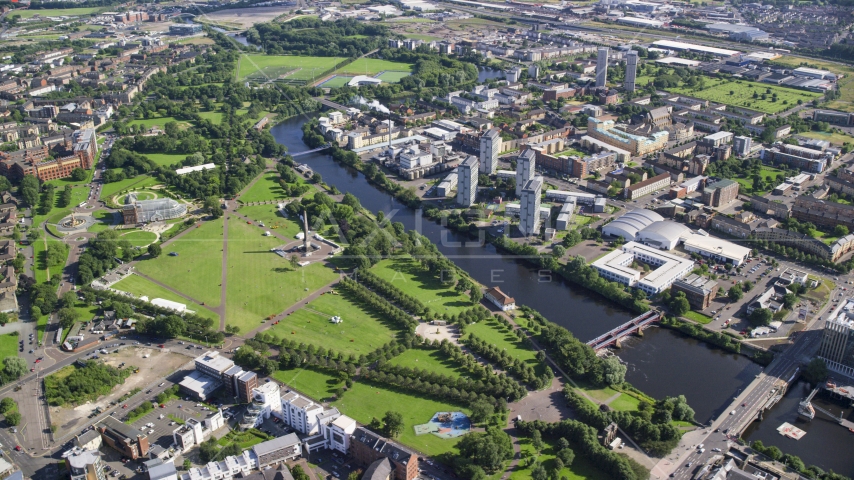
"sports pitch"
236,55,347,82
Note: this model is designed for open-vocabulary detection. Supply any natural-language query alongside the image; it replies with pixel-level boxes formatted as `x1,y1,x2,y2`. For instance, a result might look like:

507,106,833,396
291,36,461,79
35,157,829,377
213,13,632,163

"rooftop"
252,433,301,457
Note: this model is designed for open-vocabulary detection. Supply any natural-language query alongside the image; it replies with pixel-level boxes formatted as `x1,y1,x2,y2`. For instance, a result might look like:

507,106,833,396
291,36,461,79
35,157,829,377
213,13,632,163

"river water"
270,116,760,425
741,380,854,476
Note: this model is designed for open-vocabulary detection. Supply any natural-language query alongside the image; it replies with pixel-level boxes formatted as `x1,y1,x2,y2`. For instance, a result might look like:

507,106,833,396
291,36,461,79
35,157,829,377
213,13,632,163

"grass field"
235,205,302,239
0,334,18,361
144,153,188,167
225,219,338,333
239,172,290,203
127,116,191,130
88,210,117,233
376,71,411,83
197,110,224,124
272,367,341,401
798,130,854,146
135,219,224,307
405,34,442,42
333,381,467,456
669,79,820,114
113,274,219,322
371,257,475,316
509,438,607,480
33,236,67,284
100,176,161,201
337,58,413,76
119,230,158,248
319,76,354,88
269,291,394,355
682,310,713,325
465,319,542,372
11,7,105,18
36,314,48,343
734,165,785,194
387,348,466,378
236,55,347,82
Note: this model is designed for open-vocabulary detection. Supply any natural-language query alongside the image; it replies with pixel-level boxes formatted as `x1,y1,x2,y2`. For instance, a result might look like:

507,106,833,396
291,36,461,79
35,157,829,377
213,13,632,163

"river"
270,116,761,424
741,380,854,477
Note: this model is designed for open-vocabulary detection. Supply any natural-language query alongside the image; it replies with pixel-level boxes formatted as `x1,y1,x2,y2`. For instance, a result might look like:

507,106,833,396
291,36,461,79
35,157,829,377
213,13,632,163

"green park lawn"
33,236,67,284
337,58,413,76
135,218,224,307
88,210,117,233
371,257,475,316
0,334,18,360
113,274,220,321
236,55,347,82
272,367,342,402
143,153,188,167
734,166,786,194
798,130,854,146
119,230,158,248
682,310,713,325
465,319,543,373
127,116,192,130
333,381,467,456
33,185,92,228
36,314,48,343
669,79,820,115
239,172,290,203
100,176,161,201
509,438,607,480
235,205,302,239
225,219,338,333
197,110,224,124
387,348,467,378
269,292,395,356
11,7,105,18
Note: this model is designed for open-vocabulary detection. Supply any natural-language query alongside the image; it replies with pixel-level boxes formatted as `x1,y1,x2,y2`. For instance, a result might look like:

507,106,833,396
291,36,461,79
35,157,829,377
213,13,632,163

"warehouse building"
602,209,664,242
680,232,751,266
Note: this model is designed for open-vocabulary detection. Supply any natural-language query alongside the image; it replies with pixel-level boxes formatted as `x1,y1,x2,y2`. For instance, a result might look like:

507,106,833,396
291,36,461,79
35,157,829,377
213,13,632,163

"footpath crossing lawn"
268,292,395,356
225,219,338,333
272,367,341,402
235,205,302,239
119,230,158,248
332,380,467,456
135,218,224,307
33,236,67,284
371,257,475,316
387,348,466,378
112,274,219,322
509,438,607,480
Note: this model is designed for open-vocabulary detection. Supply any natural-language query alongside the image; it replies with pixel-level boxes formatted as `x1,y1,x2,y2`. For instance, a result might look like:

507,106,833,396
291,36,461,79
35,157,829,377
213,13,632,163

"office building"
479,128,501,175
252,434,302,468
681,233,751,266
195,351,234,378
670,274,720,310
516,149,536,197
519,177,543,237
592,241,694,296
350,427,419,480
733,135,752,156
596,47,609,88
95,416,149,460
235,370,259,403
818,298,854,377
457,155,478,207
281,391,325,435
173,409,226,452
66,449,106,480
240,382,283,430
702,179,739,207
624,50,638,92
587,117,668,156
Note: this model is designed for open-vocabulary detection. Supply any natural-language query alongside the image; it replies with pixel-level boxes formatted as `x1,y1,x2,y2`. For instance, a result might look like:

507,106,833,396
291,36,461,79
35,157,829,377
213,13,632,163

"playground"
414,411,471,439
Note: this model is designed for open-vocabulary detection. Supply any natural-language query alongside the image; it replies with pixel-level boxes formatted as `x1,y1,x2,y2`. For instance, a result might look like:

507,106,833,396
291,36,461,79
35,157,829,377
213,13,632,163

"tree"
530,461,547,480
802,358,828,386
204,196,223,218
5,411,20,426
290,465,310,480
728,284,743,302
782,293,797,310
0,313,8,326
531,429,544,454
290,255,300,269
383,411,404,438
556,447,575,466
470,399,495,424
601,355,627,386
834,225,849,237
183,459,192,471
669,292,690,316
58,307,80,329
0,398,16,415
70,168,88,182
457,427,514,473
148,243,162,258
748,308,772,326
3,357,27,379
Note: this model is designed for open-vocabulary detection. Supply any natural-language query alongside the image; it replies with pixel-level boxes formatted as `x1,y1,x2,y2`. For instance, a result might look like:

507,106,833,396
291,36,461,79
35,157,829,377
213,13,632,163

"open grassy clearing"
143,153,188,167
798,130,854,146
668,79,820,115
235,205,302,239
0,334,18,360
239,172,290,203
405,34,442,42
337,58,413,76
10,7,106,18
127,116,192,130
333,380,466,456
236,55,347,82
36,314,48,343
88,210,117,233
100,176,161,201
33,236,66,283
370,257,475,316
682,310,713,325
197,110,224,124
112,274,220,323
119,230,158,248
387,348,466,378
733,165,785,194
465,319,543,373
272,367,340,401
268,291,395,356
135,218,224,307
225,219,338,333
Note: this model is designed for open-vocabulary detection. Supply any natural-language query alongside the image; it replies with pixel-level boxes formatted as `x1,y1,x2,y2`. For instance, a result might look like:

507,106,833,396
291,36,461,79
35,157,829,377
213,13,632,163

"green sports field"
669,79,820,114
112,274,219,321
135,219,224,307
337,58,413,76
236,55,347,82
268,291,394,356
224,219,338,332
319,76,354,88
370,257,475,316
10,7,105,19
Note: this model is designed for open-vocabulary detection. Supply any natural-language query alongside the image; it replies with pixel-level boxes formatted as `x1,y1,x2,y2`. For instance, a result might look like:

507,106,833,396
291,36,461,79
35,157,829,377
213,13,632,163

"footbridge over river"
586,311,661,351
798,381,854,431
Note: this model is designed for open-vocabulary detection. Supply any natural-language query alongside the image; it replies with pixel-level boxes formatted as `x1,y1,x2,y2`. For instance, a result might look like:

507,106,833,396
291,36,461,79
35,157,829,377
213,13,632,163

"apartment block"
281,391,325,435
519,177,543,237
702,179,739,207
587,117,668,156
457,155,478,207
350,427,419,480
479,128,501,175
625,173,671,200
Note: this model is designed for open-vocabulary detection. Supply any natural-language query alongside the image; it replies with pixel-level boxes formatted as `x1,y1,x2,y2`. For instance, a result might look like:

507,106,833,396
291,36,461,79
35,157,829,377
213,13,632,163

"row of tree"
379,362,526,402
463,334,552,390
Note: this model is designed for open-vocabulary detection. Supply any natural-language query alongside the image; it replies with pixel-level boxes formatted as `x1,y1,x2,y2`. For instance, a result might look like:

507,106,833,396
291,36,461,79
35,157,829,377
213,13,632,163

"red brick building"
350,428,418,480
